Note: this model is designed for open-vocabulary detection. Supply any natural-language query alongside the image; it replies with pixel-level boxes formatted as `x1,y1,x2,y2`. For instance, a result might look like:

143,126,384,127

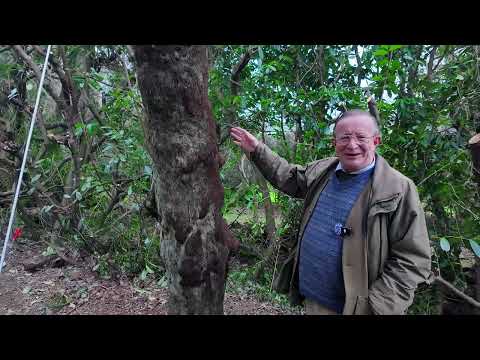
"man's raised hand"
229,127,259,154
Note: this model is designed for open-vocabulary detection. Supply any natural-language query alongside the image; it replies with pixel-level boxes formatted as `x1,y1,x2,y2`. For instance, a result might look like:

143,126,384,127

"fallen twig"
23,254,57,272
227,206,248,228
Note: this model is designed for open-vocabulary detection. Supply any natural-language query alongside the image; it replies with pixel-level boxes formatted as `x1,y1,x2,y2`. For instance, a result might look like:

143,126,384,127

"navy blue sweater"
299,168,373,313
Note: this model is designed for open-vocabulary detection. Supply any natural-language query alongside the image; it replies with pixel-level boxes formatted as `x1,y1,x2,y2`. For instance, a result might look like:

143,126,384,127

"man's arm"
369,181,432,315
250,142,310,199
230,127,311,198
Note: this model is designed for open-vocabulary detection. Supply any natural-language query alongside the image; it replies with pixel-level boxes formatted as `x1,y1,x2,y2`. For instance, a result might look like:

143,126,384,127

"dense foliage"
1,45,479,314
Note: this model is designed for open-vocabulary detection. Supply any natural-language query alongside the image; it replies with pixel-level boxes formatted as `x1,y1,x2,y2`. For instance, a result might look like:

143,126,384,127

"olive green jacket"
250,143,432,315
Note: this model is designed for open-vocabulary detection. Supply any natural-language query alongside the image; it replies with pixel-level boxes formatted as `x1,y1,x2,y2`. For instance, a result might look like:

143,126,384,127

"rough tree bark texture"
133,45,238,314
470,134,480,182
468,133,480,312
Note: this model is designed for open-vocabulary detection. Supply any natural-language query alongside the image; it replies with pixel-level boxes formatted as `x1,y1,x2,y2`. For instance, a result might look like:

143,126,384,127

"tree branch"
468,133,480,185
432,45,450,73
126,45,135,60
427,46,438,81
32,45,67,83
316,45,325,86
365,88,381,128
45,123,68,130
434,276,480,309
354,45,363,87
11,45,63,107
231,48,254,96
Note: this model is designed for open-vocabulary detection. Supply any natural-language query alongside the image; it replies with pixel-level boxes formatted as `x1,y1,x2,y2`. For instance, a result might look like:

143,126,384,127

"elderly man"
230,110,432,315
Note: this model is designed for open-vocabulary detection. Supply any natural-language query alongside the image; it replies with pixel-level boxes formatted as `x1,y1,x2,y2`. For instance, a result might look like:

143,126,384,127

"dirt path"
0,240,300,315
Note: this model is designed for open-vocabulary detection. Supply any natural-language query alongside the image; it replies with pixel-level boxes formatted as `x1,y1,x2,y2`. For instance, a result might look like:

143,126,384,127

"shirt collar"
336,156,376,175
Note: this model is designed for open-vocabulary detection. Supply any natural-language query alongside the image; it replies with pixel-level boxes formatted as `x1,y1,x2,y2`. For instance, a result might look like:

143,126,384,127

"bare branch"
12,45,41,78
86,101,104,126
367,97,381,127
126,45,135,59
432,45,449,73
316,45,325,86
434,276,480,309
427,46,438,81
298,60,317,86
354,45,363,86
32,45,66,82
45,123,68,130
11,45,63,109
231,48,254,96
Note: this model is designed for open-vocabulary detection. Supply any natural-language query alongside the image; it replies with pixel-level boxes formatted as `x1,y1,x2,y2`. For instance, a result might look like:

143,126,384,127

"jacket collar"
319,154,404,204
369,154,405,204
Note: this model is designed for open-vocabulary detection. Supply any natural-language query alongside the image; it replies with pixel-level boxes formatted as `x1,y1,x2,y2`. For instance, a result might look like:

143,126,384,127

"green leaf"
469,239,480,258
86,122,99,136
127,186,133,196
74,123,84,137
144,165,152,176
31,174,41,183
42,205,54,213
389,45,403,51
42,246,56,257
456,74,464,81
269,190,278,203
374,49,389,56
145,264,154,274
439,237,450,252
74,191,82,201
257,46,264,68
157,276,168,288
267,64,277,72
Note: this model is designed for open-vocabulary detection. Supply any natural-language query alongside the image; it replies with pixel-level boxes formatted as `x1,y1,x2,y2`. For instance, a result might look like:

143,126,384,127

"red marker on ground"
12,227,22,241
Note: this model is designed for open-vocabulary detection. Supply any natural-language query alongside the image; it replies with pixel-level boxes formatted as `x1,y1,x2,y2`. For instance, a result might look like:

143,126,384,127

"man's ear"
374,136,382,146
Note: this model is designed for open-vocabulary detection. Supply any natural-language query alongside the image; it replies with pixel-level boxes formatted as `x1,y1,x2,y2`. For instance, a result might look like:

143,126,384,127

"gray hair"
333,110,380,135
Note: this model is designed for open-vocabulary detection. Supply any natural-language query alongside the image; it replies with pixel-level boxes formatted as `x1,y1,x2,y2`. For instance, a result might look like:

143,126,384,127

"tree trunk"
133,45,238,315
367,95,381,127
468,133,480,313
469,134,480,182
293,115,303,164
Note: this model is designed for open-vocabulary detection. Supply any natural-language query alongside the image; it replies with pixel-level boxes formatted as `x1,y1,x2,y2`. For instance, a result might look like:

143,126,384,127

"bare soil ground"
0,239,300,315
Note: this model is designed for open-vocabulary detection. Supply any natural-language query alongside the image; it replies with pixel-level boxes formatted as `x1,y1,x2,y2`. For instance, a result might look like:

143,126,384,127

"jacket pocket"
369,193,401,218
353,296,373,315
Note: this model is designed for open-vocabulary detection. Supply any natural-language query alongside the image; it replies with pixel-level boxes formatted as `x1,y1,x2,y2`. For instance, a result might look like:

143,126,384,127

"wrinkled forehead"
334,115,377,134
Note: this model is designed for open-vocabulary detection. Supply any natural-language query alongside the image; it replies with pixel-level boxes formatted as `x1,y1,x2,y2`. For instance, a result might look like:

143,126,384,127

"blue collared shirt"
335,156,376,175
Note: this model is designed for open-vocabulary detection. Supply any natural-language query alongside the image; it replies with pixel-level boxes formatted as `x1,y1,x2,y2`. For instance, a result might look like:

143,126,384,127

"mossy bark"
133,46,238,314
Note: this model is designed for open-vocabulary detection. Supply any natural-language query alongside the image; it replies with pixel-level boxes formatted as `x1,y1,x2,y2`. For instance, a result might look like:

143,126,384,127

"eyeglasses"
335,134,376,145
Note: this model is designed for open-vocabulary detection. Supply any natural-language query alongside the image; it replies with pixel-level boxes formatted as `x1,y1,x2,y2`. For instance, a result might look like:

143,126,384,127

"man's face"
333,115,381,173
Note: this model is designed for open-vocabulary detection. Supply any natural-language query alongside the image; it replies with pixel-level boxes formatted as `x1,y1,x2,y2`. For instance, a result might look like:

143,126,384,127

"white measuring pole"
0,45,52,273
